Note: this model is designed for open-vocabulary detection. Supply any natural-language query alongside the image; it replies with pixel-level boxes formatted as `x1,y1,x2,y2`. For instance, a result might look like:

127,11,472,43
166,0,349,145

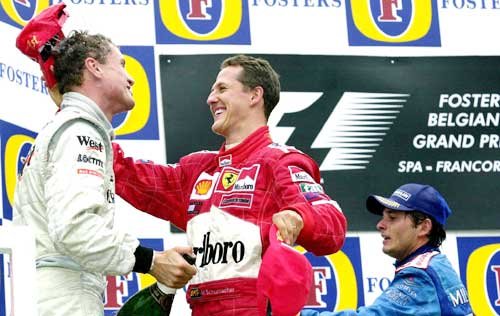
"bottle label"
149,283,175,312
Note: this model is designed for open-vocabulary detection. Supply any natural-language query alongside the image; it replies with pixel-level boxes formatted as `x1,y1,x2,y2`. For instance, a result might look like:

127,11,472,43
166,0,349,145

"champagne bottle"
116,282,176,316
116,254,196,316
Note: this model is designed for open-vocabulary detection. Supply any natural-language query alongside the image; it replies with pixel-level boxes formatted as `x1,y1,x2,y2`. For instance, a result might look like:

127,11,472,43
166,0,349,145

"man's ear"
84,57,102,78
419,218,433,237
250,86,264,106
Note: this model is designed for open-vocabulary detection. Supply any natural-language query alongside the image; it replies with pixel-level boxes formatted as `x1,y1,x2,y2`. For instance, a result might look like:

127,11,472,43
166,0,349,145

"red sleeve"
112,142,189,230
272,152,347,256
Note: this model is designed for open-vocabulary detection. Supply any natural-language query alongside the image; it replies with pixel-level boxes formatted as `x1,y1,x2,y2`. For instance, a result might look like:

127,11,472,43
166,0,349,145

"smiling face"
206,65,255,140
100,45,135,115
376,209,429,261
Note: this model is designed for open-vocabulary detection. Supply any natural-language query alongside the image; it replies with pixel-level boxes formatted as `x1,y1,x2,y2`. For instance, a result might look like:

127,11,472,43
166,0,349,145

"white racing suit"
13,92,142,316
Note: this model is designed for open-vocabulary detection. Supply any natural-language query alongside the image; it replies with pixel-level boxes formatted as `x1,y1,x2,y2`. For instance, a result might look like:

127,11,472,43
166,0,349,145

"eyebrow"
211,81,227,91
383,209,399,216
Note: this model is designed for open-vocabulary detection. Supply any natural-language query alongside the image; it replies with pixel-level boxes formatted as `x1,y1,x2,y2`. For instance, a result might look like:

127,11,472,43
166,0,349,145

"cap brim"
366,195,414,215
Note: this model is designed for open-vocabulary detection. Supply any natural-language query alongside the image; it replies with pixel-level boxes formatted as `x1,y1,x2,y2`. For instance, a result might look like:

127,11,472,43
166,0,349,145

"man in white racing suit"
13,29,196,316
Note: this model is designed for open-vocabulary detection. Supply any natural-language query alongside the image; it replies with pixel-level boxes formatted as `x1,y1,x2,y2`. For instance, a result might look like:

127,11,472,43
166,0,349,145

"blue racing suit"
302,245,473,316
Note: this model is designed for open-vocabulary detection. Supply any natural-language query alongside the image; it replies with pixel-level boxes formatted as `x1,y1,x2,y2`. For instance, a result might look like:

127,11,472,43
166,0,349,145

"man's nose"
207,92,216,106
376,219,385,231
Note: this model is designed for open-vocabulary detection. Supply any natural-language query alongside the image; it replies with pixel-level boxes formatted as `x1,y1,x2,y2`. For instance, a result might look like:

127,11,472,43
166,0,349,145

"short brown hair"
221,55,280,119
53,30,114,94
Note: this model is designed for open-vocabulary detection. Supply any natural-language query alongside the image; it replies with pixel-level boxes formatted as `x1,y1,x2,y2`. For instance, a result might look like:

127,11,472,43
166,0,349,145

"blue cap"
366,183,452,226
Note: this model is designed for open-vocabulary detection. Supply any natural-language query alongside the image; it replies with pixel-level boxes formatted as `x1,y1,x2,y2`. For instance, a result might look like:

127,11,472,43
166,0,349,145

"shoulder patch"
288,166,315,183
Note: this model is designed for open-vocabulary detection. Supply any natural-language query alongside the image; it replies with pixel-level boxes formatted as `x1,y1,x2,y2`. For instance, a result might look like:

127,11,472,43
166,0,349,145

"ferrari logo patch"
222,171,239,189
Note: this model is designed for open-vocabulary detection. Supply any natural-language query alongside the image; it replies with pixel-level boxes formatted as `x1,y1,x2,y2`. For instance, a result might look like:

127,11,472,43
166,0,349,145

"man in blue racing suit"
302,183,473,316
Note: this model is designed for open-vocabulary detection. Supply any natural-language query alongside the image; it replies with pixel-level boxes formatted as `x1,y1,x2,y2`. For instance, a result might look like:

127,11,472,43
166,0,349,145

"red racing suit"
113,126,347,315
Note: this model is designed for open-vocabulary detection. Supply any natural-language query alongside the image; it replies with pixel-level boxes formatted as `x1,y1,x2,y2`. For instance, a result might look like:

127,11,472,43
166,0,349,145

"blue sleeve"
301,267,440,316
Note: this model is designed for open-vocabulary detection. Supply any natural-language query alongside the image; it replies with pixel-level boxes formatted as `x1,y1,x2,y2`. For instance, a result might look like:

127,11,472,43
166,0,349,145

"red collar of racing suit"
215,126,273,167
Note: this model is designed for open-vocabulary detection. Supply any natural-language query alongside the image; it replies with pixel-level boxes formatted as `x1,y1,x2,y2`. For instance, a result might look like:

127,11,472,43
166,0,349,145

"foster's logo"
154,0,251,44
301,238,364,313
0,120,36,223
0,0,49,28
457,236,500,315
345,0,441,46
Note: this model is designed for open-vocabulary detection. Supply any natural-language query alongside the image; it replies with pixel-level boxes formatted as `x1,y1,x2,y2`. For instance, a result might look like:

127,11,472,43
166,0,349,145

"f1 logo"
269,92,409,171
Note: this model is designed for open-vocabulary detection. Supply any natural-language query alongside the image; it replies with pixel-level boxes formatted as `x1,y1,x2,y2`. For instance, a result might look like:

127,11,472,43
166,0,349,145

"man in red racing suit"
113,55,347,315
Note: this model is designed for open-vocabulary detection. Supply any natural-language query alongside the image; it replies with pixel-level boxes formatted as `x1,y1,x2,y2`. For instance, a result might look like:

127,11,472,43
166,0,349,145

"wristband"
132,245,154,273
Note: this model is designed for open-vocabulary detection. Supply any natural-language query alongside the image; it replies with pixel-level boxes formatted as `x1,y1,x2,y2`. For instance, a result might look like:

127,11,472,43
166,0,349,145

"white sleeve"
45,120,139,275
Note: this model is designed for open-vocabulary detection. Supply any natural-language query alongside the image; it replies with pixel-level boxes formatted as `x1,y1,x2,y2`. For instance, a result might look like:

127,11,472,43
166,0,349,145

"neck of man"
73,86,114,122
222,117,267,149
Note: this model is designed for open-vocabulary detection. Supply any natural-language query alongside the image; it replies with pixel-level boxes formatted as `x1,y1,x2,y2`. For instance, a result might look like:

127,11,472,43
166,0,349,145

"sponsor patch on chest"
219,193,253,209
190,172,218,200
76,135,103,152
187,206,262,284
215,164,260,193
218,154,232,167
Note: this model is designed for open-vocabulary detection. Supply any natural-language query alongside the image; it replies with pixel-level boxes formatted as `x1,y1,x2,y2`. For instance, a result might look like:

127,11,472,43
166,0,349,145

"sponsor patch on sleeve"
299,183,324,194
288,166,315,183
297,182,338,206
